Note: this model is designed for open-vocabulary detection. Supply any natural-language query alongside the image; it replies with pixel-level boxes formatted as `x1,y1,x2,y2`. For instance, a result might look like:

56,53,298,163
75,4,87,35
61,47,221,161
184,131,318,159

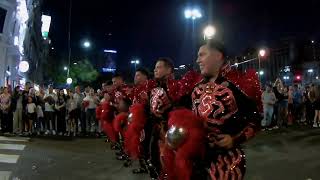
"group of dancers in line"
95,39,263,180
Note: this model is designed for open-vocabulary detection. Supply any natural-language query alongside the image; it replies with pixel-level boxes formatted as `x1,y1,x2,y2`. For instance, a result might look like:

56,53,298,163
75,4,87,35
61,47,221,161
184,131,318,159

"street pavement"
0,136,30,180
245,126,320,180
0,126,319,180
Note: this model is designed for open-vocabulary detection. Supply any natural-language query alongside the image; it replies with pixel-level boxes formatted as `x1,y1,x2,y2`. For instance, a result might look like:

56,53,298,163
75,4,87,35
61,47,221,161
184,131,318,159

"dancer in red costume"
109,74,133,160
98,84,116,146
125,58,201,179
163,39,262,180
98,75,131,152
123,68,154,173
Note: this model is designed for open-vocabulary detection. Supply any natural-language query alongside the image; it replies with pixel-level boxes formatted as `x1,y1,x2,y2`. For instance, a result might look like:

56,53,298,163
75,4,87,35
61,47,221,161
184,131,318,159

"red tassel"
162,145,176,180
163,109,206,180
124,131,140,158
101,102,114,123
100,101,116,142
113,112,128,135
175,153,192,180
124,104,147,159
102,121,117,142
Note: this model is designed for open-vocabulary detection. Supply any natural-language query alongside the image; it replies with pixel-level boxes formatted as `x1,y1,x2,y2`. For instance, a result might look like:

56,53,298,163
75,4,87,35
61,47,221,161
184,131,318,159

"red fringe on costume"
225,69,263,113
124,104,147,159
112,112,128,136
162,109,206,180
100,102,117,142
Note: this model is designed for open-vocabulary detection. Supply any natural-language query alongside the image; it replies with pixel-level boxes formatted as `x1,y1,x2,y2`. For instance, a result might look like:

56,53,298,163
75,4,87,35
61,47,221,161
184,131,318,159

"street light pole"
258,49,266,83
184,8,202,68
67,0,72,78
131,60,140,72
312,40,316,61
192,19,196,67
258,56,261,76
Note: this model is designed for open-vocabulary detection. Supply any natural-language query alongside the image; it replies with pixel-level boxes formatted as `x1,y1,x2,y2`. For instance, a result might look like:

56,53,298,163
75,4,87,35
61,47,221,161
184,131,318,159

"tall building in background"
0,0,29,87
23,0,50,84
101,49,117,73
0,0,49,87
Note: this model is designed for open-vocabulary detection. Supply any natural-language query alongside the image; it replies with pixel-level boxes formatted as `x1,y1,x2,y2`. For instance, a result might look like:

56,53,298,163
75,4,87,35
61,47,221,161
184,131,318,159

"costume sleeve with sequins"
224,69,262,146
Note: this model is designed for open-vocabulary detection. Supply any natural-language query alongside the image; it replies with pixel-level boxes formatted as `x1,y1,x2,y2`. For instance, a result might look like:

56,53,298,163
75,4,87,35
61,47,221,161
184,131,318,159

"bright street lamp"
64,66,68,71
131,59,140,71
104,49,117,54
307,69,314,73
259,70,264,75
131,60,140,64
259,49,266,57
203,25,216,40
184,7,202,68
66,78,73,85
257,48,266,83
283,76,290,80
296,75,301,80
184,8,202,19
18,61,29,73
83,41,91,48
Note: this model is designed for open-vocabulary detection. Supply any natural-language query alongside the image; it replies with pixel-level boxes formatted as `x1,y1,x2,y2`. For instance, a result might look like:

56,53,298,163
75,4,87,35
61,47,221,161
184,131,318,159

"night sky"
42,0,320,70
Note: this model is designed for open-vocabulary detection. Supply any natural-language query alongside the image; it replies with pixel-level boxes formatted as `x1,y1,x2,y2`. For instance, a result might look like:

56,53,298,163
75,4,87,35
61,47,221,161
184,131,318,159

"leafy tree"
44,57,99,87
69,59,99,85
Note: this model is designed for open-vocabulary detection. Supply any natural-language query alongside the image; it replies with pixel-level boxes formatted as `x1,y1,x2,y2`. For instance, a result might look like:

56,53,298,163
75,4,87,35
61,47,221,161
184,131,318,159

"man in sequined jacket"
147,57,176,179
191,40,262,180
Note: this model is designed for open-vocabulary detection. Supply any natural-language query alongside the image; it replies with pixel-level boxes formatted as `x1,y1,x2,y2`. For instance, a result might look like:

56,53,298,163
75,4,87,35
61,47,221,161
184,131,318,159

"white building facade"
0,0,48,87
0,0,30,87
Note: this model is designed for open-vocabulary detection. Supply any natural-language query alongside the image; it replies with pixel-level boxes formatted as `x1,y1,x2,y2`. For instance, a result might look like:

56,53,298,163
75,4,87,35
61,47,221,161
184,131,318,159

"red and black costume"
163,64,262,180
125,71,201,179
124,80,157,159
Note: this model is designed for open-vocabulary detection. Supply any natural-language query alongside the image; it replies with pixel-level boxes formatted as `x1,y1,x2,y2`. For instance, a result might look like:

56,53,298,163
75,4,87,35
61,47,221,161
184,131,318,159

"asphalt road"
1,126,320,180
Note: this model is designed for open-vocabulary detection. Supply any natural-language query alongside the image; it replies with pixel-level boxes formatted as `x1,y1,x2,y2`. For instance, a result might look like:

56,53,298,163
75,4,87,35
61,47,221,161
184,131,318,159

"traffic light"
294,75,302,83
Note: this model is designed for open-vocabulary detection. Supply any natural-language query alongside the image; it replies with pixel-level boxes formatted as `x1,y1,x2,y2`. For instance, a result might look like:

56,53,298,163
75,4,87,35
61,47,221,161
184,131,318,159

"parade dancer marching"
126,58,201,179
163,39,262,180
110,74,133,160
123,68,154,173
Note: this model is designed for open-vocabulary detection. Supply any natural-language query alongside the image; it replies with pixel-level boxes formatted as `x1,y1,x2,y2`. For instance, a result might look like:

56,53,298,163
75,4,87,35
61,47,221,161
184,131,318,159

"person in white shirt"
262,85,277,129
26,96,36,134
44,86,57,135
83,89,99,134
